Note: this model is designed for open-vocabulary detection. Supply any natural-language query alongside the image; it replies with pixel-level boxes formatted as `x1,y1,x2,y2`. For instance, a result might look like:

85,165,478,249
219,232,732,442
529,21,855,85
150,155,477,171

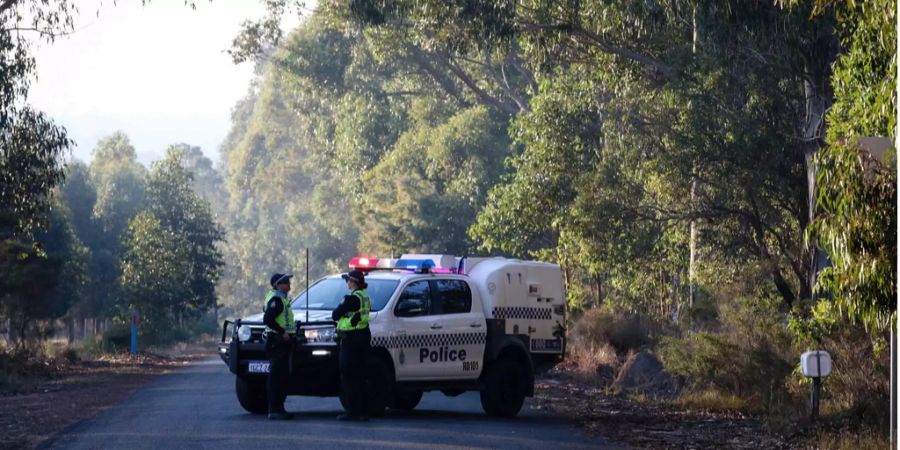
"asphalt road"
44,356,612,450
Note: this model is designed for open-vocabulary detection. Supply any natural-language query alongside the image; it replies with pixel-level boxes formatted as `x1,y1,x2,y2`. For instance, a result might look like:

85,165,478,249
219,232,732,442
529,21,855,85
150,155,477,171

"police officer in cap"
331,269,372,421
263,272,295,420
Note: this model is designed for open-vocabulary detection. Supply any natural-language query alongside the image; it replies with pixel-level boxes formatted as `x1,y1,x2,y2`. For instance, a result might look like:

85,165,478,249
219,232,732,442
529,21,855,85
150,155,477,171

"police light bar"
394,259,435,273
349,254,464,274
399,254,457,269
349,257,378,270
394,254,465,274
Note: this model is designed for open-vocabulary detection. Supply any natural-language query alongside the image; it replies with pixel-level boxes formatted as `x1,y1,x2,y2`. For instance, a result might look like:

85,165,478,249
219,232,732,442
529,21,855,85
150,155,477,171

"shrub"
57,346,80,364
658,295,795,411
565,338,619,381
0,346,30,392
572,306,656,355
788,321,890,431
105,323,132,350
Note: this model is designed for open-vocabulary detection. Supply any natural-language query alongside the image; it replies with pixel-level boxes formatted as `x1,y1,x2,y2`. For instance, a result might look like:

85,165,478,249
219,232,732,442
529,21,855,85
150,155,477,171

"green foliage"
89,132,147,237
117,147,224,340
360,105,510,255
820,0,896,140
659,296,794,409
32,198,90,323
470,1,813,310
799,0,897,340
215,10,520,317
0,108,72,237
175,144,226,214
0,1,75,237
59,162,97,245
0,194,88,348
119,211,191,333
0,240,64,345
805,142,895,335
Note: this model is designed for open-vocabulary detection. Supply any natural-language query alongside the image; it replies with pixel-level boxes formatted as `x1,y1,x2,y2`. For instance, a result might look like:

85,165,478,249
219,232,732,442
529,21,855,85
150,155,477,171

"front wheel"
235,376,268,414
480,359,527,418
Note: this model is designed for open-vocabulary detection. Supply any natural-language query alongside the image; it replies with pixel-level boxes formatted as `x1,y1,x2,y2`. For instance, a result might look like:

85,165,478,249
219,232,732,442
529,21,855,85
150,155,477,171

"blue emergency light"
393,259,435,273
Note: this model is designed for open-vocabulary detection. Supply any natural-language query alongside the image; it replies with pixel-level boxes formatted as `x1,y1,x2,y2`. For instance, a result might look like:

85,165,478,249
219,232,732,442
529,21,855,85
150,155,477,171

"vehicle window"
292,278,399,312
433,279,472,315
394,281,431,317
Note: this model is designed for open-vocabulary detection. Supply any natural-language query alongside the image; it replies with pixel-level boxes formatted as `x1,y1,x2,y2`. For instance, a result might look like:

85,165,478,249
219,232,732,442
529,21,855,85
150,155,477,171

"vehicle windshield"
291,277,399,311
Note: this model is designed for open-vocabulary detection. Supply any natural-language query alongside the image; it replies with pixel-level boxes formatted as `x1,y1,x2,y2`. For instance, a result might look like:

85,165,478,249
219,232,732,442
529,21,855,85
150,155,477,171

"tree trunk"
66,316,74,343
800,21,839,302
688,6,700,314
689,169,698,309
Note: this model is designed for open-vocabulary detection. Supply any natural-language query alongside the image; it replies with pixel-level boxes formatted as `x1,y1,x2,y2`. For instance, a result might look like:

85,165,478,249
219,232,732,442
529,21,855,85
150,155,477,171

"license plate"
248,361,270,373
531,338,562,352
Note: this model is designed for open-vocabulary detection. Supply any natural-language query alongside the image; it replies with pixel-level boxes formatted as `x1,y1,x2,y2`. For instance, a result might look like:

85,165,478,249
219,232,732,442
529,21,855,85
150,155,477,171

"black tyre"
339,356,393,417
235,376,268,414
480,359,527,418
389,390,423,411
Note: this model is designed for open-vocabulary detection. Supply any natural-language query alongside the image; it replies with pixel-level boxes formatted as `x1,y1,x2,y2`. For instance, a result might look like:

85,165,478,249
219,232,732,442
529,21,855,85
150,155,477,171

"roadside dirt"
0,348,210,450
533,368,794,449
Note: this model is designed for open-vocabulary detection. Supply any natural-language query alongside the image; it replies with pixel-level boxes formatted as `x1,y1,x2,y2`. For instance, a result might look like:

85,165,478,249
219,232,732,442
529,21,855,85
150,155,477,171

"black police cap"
270,273,293,287
341,269,365,284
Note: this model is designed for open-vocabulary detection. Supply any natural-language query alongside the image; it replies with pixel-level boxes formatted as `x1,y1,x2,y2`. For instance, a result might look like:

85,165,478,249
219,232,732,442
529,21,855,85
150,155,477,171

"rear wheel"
235,376,268,414
480,359,527,418
389,390,423,411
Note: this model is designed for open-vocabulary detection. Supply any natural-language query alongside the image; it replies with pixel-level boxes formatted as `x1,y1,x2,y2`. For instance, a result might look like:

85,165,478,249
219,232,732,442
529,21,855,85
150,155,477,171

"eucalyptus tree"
119,147,224,336
801,0,896,337
0,0,76,238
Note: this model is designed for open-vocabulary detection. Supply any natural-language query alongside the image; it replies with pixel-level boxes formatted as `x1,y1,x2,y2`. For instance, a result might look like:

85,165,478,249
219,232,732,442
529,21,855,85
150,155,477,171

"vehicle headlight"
304,327,335,343
237,325,253,342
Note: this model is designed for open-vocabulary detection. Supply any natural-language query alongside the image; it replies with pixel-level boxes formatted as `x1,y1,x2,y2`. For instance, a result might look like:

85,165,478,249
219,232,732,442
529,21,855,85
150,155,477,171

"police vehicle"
219,254,566,418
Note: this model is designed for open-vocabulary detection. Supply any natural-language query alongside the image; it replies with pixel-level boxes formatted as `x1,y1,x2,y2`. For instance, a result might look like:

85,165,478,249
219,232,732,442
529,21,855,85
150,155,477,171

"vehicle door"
391,280,437,380
428,278,485,379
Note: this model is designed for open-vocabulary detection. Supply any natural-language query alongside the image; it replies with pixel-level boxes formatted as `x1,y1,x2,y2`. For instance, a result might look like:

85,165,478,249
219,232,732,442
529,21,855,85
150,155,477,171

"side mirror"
396,298,426,317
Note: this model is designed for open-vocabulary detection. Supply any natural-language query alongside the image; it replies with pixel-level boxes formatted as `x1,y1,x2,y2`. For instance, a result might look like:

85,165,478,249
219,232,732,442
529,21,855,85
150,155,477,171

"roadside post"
130,310,139,354
800,350,831,421
891,326,896,446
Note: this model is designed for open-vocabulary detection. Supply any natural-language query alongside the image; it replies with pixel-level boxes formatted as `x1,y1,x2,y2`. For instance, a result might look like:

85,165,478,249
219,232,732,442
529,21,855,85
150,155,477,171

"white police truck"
219,254,567,418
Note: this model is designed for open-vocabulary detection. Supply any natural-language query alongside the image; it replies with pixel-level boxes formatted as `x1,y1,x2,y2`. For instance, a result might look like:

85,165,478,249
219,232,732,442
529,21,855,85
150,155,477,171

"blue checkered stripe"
492,306,552,320
371,332,486,349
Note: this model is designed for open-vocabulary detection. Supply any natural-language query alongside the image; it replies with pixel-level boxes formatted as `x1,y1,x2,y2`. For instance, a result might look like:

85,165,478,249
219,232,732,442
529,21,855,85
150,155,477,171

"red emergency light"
349,257,379,271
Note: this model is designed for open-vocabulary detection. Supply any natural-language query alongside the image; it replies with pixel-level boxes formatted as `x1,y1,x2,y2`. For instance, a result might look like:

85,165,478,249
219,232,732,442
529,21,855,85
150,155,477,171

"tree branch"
484,52,529,113
518,21,675,78
507,45,538,94
437,51,519,115
405,45,470,108
2,27,73,38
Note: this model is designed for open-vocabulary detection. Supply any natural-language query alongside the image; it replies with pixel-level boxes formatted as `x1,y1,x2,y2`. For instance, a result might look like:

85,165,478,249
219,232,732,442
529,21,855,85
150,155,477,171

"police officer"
263,272,295,420
331,269,372,421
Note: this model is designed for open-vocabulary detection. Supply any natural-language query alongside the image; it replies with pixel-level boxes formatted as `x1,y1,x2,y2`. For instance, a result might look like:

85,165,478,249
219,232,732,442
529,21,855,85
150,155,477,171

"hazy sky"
29,1,302,166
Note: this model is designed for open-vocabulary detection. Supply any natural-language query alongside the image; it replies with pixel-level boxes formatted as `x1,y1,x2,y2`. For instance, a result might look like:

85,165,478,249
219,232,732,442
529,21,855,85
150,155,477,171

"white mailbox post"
801,350,832,420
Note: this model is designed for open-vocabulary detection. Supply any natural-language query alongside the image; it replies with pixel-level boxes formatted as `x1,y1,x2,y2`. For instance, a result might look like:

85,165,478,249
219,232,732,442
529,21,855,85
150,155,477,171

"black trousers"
265,333,291,414
338,329,371,417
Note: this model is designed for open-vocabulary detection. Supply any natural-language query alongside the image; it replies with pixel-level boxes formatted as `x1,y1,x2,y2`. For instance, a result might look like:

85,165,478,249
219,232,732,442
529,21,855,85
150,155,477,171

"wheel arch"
370,345,396,384
484,338,535,396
